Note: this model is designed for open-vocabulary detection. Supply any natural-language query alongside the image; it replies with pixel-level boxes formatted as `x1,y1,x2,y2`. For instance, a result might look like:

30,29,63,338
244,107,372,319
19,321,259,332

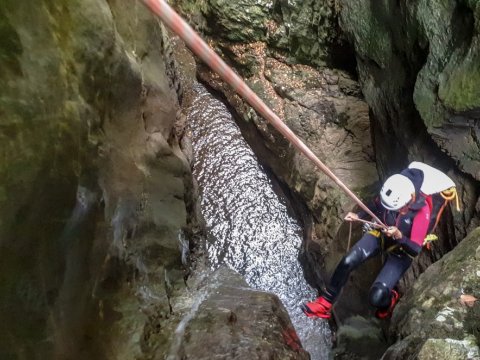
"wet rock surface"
384,227,480,359
0,1,194,358
339,0,480,235
174,0,480,358
181,0,379,326
173,0,347,67
2,0,480,359
0,1,326,357
333,316,387,360
169,267,309,360
185,80,331,358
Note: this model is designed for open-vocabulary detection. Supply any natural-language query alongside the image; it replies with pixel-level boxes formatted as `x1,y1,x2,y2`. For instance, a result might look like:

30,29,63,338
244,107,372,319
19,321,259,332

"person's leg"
302,231,381,318
325,232,381,302
369,253,412,318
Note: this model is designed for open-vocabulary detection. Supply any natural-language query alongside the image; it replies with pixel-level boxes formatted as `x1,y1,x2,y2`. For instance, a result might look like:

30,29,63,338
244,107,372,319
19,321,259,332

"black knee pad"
369,282,391,308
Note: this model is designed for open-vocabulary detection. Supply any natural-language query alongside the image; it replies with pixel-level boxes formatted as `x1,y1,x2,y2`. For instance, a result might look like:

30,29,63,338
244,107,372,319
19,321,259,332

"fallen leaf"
460,294,478,307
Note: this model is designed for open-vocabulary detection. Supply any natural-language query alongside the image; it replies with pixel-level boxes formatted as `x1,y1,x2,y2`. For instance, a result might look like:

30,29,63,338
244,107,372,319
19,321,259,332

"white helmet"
380,174,415,211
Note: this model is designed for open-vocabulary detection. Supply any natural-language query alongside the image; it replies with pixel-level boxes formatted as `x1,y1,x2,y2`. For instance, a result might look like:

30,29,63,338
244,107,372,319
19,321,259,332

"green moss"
465,306,480,344
418,337,478,360
201,0,272,42
439,56,480,111
414,81,447,128
173,0,210,16
0,9,22,76
340,0,392,68
277,0,334,64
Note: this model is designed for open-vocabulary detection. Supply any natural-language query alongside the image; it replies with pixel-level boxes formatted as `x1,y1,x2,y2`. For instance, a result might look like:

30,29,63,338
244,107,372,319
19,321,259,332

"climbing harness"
354,218,387,230
346,218,387,251
351,163,460,253
140,0,386,228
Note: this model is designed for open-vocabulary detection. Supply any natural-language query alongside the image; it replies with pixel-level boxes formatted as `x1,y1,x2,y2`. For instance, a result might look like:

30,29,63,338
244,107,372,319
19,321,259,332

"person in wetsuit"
302,167,431,319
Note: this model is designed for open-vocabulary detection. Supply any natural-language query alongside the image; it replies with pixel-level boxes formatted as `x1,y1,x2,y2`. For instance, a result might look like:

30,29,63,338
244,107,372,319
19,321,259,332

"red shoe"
375,289,400,319
301,296,332,319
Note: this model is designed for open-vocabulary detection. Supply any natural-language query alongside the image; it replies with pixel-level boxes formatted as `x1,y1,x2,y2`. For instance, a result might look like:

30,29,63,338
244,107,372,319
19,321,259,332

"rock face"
338,0,480,323
0,1,312,358
340,0,480,171
168,267,309,359
384,227,480,359
173,0,480,358
176,0,380,322
5,0,478,358
196,51,380,319
174,0,349,67
339,0,480,233
0,0,193,358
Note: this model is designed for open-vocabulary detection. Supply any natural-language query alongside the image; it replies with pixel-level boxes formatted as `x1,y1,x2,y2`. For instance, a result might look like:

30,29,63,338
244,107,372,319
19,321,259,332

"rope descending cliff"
140,0,386,228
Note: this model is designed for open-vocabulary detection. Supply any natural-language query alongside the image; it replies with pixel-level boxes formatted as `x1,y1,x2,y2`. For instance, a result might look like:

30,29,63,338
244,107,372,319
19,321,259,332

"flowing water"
187,83,331,359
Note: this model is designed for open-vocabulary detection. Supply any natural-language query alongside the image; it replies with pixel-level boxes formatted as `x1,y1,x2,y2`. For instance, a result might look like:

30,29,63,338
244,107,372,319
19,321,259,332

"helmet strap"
399,193,415,214
399,206,409,215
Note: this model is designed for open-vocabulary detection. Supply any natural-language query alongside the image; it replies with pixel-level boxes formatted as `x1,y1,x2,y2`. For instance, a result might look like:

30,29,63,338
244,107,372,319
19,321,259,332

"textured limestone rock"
0,1,194,358
337,1,480,314
382,227,480,359
333,316,387,360
174,0,347,67
340,0,480,176
416,338,479,360
167,267,309,359
194,38,379,326
203,0,273,42
338,0,480,232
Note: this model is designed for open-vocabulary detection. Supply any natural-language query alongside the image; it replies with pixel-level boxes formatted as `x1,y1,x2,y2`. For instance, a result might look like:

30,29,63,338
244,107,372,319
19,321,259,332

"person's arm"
385,204,430,256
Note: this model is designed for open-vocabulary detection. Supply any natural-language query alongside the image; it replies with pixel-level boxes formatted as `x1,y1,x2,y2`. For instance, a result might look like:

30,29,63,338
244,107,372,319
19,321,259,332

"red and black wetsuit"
323,168,431,310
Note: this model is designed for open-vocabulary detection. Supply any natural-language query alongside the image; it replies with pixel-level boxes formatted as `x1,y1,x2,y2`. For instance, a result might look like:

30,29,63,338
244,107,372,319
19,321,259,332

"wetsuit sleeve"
398,204,431,256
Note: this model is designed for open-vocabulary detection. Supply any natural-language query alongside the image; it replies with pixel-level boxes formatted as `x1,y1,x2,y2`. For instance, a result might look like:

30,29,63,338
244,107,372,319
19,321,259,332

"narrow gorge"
1,0,479,359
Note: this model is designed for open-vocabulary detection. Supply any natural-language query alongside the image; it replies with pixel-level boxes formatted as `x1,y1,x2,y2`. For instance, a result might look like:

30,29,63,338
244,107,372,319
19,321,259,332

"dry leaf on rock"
460,294,478,307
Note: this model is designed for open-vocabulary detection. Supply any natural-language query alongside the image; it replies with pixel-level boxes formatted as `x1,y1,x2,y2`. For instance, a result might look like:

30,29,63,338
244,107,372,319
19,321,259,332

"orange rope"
140,0,386,228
